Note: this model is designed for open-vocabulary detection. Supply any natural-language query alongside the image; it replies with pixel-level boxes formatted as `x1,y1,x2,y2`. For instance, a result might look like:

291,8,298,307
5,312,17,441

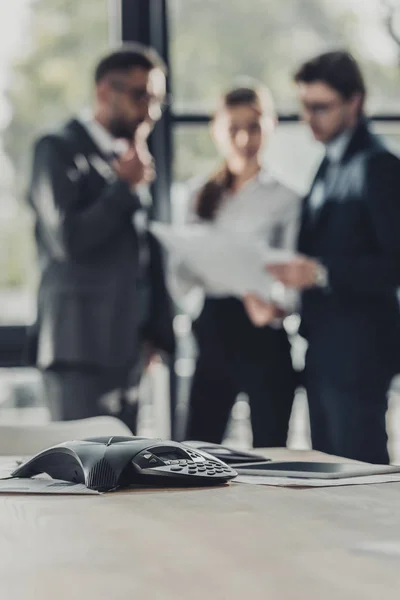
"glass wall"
170,0,400,115
169,0,400,190
0,0,110,326
1,0,399,441
0,0,110,413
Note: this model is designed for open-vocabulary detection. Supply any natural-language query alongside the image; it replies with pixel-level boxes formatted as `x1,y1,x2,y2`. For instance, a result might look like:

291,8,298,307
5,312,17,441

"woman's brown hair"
195,86,273,220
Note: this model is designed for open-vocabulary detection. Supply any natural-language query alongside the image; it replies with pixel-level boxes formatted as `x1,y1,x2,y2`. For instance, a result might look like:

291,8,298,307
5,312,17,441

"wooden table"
0,448,399,600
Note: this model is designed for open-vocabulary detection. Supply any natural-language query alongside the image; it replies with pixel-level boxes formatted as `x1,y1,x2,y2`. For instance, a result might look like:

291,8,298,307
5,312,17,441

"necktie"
308,155,330,217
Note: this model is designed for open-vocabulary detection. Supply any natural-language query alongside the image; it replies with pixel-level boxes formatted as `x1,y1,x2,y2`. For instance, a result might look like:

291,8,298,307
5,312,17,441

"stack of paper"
150,221,294,303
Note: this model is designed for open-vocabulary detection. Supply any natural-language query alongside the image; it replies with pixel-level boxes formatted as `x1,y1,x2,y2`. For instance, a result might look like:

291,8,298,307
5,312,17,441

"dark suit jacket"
28,118,174,370
298,118,400,384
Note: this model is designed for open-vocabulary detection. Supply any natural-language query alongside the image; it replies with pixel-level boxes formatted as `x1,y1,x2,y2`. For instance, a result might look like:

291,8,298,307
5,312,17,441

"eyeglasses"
301,99,343,117
111,81,171,112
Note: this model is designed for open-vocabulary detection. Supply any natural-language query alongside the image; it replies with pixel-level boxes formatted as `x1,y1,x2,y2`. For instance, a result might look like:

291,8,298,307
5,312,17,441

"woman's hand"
243,294,284,327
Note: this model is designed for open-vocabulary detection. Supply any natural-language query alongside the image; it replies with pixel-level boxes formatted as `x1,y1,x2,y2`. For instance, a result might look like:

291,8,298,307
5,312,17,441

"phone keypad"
140,448,236,479
163,458,235,478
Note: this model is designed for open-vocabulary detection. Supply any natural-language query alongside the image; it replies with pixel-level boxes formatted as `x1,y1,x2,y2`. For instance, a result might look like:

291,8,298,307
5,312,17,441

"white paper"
0,461,99,494
150,221,294,302
0,477,100,494
234,473,400,488
352,541,400,558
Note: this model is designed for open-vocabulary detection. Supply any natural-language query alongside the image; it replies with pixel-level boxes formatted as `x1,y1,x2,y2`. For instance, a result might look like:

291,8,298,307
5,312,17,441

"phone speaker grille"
87,458,117,491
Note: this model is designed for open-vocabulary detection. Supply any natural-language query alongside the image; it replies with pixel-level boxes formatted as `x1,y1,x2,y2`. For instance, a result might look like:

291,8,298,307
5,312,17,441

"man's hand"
135,123,156,185
113,146,145,186
243,294,284,327
267,256,321,290
135,139,156,185
113,141,155,187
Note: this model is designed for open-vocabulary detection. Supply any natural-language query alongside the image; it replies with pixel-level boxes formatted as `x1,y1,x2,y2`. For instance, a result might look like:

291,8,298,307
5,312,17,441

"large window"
0,0,110,327
0,0,110,411
169,0,400,116
169,0,400,212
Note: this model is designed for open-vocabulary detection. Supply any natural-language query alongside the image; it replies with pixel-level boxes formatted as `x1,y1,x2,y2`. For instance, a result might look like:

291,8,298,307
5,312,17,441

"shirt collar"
222,166,269,198
325,128,353,163
79,112,129,156
257,166,276,185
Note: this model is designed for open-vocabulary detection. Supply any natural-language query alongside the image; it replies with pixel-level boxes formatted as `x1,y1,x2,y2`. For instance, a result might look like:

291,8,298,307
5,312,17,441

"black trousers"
42,364,141,433
185,330,296,448
305,354,392,464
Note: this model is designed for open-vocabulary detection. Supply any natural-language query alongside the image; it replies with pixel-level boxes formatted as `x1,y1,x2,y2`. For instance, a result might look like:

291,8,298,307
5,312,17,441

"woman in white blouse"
172,85,301,447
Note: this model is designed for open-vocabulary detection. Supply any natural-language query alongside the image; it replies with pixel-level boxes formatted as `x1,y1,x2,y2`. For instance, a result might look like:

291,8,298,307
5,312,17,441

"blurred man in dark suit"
28,44,175,429
249,51,400,463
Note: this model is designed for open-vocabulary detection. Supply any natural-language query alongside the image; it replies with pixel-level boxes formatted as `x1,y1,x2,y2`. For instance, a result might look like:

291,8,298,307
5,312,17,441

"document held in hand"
150,221,295,304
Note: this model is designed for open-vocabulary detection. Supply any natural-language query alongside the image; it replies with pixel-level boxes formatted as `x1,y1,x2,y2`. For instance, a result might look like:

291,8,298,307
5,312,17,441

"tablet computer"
234,461,400,479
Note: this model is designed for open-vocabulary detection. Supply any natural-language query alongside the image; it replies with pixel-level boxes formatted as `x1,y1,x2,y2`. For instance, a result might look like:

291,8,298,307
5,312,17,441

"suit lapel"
64,119,118,185
298,156,328,248
297,194,311,252
65,119,110,160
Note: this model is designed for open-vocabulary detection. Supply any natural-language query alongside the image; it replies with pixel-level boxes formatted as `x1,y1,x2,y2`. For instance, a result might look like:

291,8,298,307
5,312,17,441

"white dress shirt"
80,114,129,158
308,128,353,214
210,169,300,246
169,168,301,319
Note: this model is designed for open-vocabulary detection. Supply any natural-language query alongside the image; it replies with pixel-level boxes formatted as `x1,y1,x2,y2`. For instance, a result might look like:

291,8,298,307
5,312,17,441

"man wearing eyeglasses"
28,44,175,429
246,51,400,463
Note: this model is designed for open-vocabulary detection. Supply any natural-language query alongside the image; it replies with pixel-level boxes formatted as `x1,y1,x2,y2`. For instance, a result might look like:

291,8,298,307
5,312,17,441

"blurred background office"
1,0,400,456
